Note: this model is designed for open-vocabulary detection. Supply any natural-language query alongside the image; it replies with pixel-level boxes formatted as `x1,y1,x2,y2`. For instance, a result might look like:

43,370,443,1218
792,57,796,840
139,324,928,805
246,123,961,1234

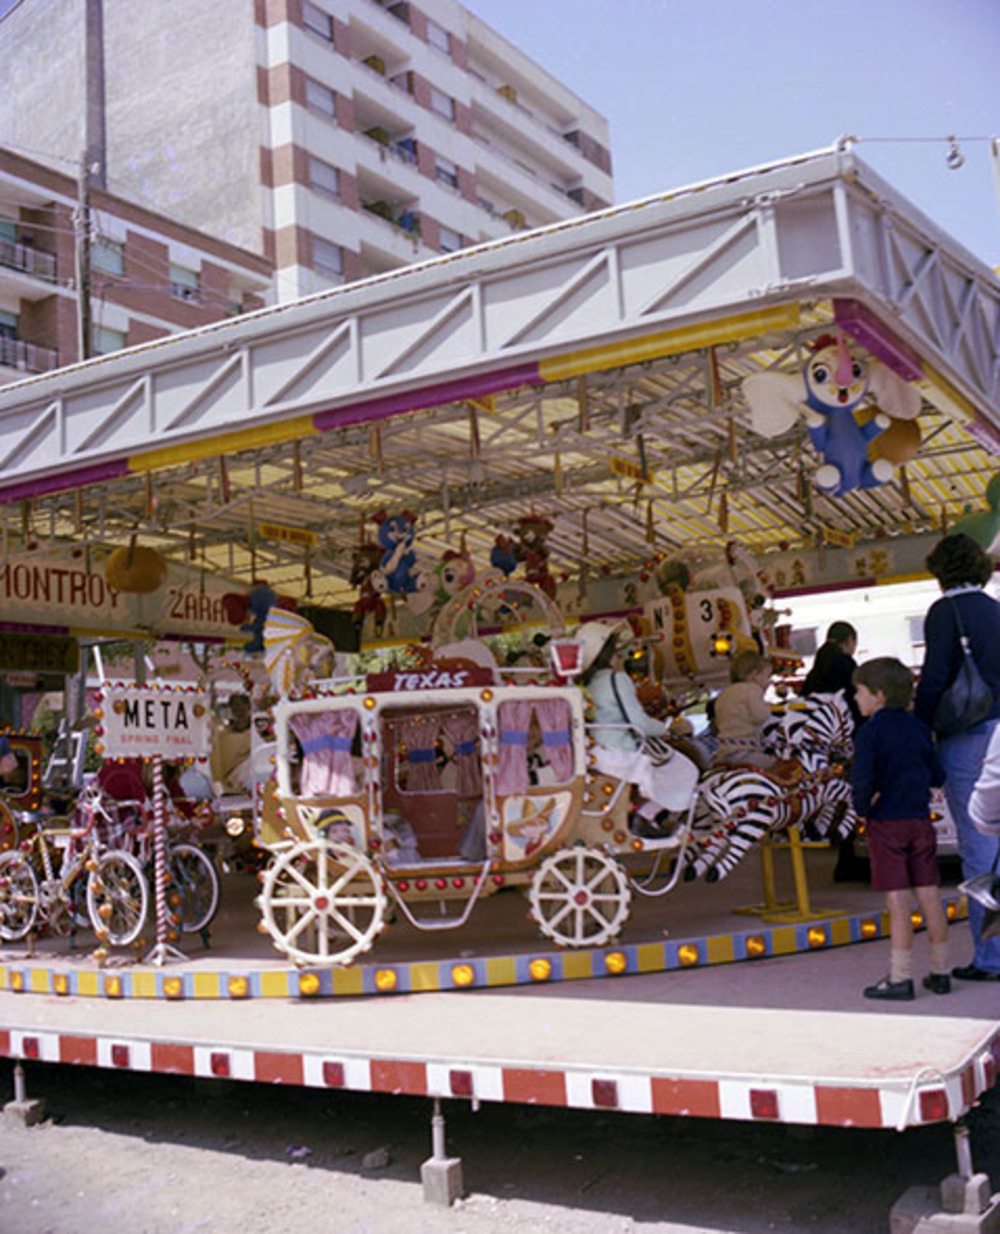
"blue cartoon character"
743,332,921,497
242,580,278,653
372,508,420,595
490,534,518,577
800,335,891,495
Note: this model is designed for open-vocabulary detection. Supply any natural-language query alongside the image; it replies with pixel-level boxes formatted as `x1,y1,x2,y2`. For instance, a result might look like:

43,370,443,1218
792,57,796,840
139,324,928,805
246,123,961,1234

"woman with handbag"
914,533,1000,982
578,621,698,837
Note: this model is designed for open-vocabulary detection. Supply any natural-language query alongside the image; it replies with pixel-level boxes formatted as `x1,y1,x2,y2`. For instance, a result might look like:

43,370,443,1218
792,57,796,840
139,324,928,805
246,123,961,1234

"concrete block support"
421,1098,464,1207
891,1176,1000,1233
3,1062,46,1126
421,1156,464,1207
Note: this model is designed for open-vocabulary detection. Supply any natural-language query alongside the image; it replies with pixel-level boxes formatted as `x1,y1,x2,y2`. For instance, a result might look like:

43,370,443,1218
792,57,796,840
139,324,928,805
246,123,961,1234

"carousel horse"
683,693,856,882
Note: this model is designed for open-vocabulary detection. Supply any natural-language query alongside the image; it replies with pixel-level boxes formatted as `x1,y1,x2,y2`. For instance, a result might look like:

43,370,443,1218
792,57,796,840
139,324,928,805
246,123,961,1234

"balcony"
0,335,59,376
362,200,421,239
0,238,57,283
360,127,419,171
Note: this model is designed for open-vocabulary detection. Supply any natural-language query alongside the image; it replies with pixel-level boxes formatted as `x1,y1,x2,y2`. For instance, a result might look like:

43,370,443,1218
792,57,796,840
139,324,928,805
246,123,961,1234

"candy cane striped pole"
153,755,167,953
145,754,184,967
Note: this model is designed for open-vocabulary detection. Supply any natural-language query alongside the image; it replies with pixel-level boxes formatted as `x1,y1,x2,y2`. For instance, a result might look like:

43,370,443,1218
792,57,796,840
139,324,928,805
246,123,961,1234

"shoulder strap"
608,672,640,749
948,597,974,656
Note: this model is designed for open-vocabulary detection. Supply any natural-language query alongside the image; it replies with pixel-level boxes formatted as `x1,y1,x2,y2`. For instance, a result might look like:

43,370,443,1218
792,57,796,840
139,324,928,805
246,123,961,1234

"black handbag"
933,599,995,737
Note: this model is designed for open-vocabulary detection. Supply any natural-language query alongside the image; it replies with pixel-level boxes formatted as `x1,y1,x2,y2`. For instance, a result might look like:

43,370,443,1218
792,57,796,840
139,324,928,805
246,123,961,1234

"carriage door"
381,703,482,859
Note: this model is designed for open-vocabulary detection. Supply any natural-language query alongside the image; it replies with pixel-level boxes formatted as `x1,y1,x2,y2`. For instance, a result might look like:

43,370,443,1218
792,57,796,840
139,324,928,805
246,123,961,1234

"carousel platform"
0,843,972,1002
0,847,998,1140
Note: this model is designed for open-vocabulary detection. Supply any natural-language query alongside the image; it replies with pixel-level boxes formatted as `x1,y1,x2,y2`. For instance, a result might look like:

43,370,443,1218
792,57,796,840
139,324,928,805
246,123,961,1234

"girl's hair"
730,650,771,683
925,533,993,590
825,621,857,647
852,656,913,708
581,632,617,684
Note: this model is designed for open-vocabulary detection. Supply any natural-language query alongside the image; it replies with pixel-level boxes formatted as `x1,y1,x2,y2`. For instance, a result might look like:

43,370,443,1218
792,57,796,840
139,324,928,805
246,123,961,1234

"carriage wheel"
87,850,149,947
0,852,39,941
260,839,386,966
528,846,631,948
168,843,220,935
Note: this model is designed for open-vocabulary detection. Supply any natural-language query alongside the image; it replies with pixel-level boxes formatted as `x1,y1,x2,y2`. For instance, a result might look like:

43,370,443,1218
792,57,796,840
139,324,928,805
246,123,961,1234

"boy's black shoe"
922,973,952,995
863,976,915,1001
951,963,1000,982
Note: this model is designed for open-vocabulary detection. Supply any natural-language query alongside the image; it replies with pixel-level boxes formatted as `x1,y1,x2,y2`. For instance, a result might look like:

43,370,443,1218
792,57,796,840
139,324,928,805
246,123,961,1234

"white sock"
890,949,912,983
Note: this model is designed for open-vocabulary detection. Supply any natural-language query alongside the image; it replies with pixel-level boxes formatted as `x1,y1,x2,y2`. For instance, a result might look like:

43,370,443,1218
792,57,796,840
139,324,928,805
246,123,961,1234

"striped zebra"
683,694,856,882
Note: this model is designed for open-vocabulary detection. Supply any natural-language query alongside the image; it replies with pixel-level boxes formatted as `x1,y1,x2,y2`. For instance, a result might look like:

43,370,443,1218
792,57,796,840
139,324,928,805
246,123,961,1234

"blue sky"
0,0,995,263
465,0,999,266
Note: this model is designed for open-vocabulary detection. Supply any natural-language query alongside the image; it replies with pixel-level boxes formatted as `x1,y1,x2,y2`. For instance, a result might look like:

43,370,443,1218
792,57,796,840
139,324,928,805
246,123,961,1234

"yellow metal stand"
733,828,850,924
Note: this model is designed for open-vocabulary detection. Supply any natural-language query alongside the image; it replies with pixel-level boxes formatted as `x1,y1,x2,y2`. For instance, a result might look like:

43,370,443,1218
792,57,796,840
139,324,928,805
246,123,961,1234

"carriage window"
287,708,361,798
392,707,481,797
497,698,574,794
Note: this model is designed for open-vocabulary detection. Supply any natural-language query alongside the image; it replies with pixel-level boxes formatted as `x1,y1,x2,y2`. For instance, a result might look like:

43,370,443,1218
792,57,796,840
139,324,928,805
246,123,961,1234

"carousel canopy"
0,142,997,614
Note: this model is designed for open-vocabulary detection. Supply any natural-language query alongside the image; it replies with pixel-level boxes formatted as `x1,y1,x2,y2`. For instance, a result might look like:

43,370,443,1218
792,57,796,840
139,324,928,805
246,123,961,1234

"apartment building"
0,147,273,385
0,0,613,301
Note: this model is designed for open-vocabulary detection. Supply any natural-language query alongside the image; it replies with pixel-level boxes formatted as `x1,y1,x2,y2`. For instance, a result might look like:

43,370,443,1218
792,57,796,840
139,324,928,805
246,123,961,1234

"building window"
438,226,461,254
0,309,17,341
92,325,126,355
313,236,344,279
426,18,450,54
434,156,458,189
308,156,341,199
305,77,337,120
92,237,124,276
428,86,455,122
169,263,201,303
302,0,334,42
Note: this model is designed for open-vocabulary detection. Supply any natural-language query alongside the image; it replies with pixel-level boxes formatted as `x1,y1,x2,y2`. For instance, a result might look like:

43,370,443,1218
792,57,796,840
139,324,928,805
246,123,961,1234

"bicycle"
113,792,221,945
0,783,150,947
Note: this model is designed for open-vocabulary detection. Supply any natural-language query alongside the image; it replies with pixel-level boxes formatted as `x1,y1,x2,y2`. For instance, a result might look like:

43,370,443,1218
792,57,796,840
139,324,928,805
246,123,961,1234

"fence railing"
0,238,57,282
0,335,60,374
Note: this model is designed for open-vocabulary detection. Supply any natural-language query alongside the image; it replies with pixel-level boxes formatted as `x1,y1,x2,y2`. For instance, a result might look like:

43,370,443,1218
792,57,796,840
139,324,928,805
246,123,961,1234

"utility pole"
75,0,106,362
74,153,93,362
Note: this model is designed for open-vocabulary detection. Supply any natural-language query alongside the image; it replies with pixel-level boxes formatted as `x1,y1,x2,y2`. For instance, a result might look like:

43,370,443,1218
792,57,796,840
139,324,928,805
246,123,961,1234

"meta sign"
102,686,211,761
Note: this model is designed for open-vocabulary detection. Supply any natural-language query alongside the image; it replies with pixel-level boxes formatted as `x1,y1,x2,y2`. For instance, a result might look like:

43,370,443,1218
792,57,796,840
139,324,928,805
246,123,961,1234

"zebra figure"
684,693,856,882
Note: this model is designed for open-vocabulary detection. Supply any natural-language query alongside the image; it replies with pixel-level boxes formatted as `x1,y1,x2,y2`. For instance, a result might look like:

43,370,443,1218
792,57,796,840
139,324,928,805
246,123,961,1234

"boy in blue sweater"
852,657,951,1001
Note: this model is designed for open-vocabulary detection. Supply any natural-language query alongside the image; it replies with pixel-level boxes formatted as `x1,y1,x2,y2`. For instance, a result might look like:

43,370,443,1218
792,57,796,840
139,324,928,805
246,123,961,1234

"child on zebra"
852,656,951,1001
712,650,778,770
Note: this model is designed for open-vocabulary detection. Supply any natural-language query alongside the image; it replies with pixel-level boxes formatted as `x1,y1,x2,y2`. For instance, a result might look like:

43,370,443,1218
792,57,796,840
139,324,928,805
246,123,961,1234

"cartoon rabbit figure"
801,334,892,496
743,330,921,497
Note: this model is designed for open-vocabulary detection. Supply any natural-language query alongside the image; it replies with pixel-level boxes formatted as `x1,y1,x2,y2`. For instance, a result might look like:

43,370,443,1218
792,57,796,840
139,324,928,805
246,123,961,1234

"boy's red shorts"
867,817,940,891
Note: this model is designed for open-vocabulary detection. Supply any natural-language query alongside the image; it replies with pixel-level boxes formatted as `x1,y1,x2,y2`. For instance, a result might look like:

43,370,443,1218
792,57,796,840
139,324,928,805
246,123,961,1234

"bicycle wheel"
0,851,39,941
168,843,220,935
87,850,149,947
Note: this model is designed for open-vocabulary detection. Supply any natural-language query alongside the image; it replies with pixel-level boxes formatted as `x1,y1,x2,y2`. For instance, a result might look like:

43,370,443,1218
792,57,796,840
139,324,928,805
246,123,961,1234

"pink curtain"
289,709,359,797
497,700,533,795
533,698,573,783
440,710,481,797
398,715,442,793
